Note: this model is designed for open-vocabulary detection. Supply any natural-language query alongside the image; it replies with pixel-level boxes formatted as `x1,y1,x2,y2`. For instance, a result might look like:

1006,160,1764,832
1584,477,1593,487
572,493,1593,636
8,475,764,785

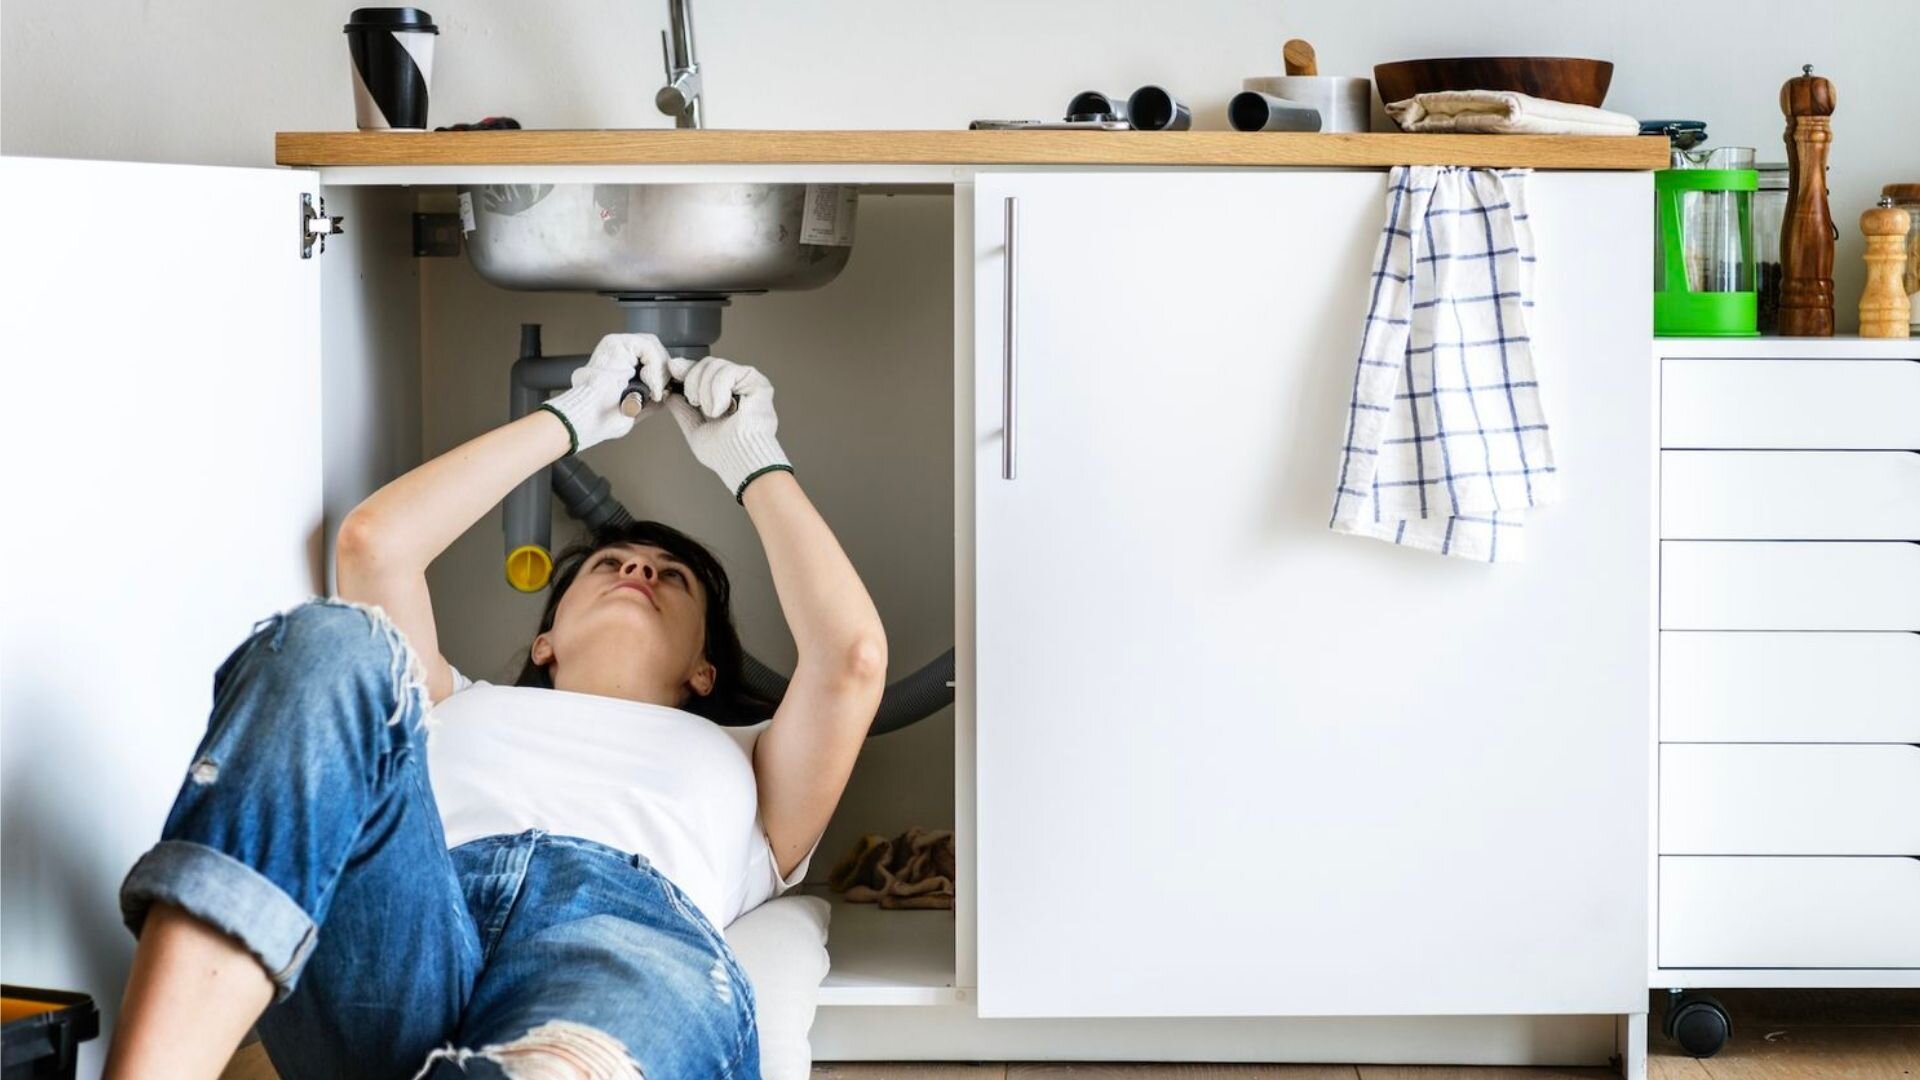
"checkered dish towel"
1329,166,1557,563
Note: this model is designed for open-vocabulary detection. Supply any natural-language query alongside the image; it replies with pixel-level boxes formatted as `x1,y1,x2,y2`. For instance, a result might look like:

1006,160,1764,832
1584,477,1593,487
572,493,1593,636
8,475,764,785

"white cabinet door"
0,157,324,1039
970,171,1651,1018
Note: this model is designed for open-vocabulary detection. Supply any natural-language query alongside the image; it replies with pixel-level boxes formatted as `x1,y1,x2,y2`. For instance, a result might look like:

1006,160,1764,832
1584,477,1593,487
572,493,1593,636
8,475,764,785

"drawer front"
1660,856,1920,968
1662,632,1920,742
1660,744,1920,855
1663,358,1920,449
1661,541,1920,630
1662,451,1920,539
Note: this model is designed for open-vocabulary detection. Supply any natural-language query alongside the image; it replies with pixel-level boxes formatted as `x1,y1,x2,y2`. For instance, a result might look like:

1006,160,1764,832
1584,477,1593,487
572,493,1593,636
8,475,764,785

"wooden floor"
815,989,1920,1080
220,990,1920,1079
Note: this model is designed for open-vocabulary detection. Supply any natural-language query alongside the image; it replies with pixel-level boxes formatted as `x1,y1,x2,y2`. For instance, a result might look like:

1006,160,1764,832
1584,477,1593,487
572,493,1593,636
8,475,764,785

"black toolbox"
2,986,100,1080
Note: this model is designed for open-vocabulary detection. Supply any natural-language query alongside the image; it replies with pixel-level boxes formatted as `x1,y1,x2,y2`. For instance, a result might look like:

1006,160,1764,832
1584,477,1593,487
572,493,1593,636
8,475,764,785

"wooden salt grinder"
1861,197,1913,338
1779,64,1837,336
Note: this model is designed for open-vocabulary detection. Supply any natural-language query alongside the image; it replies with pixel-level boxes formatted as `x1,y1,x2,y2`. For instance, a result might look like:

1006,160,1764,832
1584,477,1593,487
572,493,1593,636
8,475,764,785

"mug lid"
344,8,438,33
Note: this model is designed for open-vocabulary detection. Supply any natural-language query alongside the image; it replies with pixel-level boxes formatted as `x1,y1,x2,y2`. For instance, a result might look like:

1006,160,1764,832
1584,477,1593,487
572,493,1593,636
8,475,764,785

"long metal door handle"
1002,195,1018,480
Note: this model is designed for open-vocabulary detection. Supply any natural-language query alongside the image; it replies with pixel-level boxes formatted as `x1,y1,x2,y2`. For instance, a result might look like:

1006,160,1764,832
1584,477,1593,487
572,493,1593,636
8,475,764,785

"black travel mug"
343,8,438,131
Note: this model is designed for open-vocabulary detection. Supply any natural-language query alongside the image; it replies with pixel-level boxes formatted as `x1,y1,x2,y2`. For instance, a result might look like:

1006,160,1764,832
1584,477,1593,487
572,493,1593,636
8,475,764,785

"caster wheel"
1665,992,1731,1057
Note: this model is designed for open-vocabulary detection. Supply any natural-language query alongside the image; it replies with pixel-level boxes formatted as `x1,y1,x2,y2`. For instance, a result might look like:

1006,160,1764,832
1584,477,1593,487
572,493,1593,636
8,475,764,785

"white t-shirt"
425,674,814,930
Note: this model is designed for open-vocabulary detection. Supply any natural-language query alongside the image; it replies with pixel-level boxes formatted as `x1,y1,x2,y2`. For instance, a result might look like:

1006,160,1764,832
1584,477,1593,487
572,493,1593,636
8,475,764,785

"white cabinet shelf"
806,889,958,1007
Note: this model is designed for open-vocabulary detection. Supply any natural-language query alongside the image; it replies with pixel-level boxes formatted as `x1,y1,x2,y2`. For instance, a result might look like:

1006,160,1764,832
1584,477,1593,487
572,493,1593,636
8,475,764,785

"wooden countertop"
275,129,1668,170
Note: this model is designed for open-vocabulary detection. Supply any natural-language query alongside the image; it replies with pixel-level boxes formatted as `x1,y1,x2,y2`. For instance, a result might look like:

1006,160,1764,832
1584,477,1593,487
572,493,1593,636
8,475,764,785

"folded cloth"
827,827,955,910
1329,166,1558,563
1387,90,1639,136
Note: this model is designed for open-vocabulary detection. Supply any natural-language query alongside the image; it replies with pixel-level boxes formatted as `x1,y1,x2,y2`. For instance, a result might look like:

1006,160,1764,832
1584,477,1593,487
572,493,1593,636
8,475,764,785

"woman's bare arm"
335,412,571,703
335,333,667,703
741,470,888,878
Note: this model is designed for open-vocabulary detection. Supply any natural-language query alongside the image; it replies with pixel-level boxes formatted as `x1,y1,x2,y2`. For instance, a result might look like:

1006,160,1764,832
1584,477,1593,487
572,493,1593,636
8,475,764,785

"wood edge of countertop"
275,130,1670,170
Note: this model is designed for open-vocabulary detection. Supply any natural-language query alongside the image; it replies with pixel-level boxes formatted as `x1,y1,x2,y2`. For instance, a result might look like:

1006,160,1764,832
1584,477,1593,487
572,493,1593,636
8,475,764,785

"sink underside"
460,183,855,294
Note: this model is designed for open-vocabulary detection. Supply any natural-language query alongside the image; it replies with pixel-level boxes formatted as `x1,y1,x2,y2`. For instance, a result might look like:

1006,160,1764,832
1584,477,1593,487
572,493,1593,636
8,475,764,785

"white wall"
5,0,1915,323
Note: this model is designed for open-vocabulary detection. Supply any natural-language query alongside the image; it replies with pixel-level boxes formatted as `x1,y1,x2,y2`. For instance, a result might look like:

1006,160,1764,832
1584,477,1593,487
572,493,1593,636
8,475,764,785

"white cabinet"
0,157,326,1012
2,153,1665,1071
969,171,1652,1019
1655,337,1920,991
0,160,422,1080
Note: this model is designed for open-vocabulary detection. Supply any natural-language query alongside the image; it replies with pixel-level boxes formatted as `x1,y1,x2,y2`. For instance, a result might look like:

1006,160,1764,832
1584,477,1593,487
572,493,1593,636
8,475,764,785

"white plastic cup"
1239,76,1371,133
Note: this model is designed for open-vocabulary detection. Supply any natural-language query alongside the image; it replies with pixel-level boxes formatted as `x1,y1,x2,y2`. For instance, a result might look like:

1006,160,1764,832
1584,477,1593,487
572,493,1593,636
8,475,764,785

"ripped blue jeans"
117,599,760,1079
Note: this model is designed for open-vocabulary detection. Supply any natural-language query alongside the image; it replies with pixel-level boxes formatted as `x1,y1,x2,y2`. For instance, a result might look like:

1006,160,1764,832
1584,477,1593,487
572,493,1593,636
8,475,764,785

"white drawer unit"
1660,744,1920,855
1660,632,1920,742
1660,857,1920,969
1654,341,1920,1058
1661,450,1920,539
1662,356,1920,449
1660,540,1920,630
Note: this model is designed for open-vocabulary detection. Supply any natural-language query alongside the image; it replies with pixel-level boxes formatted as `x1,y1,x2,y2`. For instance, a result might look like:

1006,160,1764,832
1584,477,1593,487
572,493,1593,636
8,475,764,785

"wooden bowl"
1373,57,1615,108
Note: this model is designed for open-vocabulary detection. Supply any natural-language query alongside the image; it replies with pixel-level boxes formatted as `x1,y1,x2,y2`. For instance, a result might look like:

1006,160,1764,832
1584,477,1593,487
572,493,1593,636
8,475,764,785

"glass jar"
1655,165,1759,336
1755,164,1788,334
1884,183,1920,330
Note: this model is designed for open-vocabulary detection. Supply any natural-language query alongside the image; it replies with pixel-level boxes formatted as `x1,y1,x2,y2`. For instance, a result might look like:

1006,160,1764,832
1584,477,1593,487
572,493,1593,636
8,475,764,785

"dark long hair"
514,520,778,725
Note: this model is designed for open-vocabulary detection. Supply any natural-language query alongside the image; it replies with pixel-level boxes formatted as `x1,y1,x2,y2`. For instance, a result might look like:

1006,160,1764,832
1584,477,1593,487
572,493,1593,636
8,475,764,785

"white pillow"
723,894,831,1080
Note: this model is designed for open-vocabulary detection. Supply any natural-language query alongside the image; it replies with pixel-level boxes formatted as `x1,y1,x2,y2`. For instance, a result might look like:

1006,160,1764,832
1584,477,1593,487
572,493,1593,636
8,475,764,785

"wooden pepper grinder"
1283,39,1317,76
1779,63,1837,336
1861,197,1913,337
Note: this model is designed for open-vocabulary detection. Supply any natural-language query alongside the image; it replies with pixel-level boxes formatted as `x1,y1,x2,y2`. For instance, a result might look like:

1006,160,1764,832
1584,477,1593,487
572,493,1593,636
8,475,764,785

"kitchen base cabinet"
1653,338,1920,1061
2,152,1663,1076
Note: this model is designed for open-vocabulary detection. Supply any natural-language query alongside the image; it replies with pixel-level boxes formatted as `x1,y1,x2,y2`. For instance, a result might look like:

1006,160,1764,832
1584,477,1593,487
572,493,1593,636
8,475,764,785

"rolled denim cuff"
120,839,319,1004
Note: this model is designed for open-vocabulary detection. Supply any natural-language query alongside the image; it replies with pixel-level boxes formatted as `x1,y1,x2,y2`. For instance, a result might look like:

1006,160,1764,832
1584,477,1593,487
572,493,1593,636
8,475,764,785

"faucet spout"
655,0,702,129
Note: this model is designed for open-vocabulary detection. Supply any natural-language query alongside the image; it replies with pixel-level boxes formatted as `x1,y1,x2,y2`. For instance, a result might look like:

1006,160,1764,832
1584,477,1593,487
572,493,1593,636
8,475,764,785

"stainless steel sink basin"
459,183,855,295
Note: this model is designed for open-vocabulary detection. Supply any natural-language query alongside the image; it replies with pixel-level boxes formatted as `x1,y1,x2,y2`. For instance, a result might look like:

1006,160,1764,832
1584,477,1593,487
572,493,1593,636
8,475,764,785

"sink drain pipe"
505,304,726,592
507,316,954,734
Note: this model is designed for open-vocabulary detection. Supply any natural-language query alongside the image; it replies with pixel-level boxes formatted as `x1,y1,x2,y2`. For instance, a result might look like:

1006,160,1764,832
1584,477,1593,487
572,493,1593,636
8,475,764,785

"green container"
1655,168,1759,337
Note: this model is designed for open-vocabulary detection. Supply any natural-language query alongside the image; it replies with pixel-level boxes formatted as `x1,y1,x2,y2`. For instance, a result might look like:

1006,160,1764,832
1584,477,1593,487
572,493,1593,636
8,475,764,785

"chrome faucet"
655,0,702,129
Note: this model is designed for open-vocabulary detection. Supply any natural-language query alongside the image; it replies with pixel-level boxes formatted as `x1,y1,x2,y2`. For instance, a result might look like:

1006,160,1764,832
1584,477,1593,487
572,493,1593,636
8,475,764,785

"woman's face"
532,542,714,701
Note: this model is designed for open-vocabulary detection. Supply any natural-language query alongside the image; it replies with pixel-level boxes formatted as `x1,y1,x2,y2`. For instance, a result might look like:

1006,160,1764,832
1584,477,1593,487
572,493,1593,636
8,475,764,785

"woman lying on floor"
104,333,887,1080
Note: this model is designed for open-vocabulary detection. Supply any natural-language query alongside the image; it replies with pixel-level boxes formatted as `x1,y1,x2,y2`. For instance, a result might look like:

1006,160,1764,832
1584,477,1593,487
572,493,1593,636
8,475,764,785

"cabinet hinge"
302,193,344,259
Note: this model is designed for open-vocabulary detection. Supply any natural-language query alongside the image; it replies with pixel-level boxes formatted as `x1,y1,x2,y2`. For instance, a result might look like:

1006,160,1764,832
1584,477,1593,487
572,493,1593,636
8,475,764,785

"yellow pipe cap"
505,545,553,592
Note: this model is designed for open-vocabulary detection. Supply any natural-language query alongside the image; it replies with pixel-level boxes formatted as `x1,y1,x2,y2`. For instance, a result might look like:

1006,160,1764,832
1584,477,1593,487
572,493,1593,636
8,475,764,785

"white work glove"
665,355,793,503
539,333,672,455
